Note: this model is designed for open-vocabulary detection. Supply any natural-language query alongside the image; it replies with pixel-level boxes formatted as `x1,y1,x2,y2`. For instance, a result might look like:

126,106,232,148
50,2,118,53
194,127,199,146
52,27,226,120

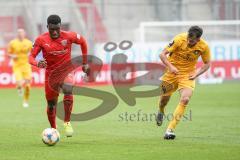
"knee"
62,84,73,95
16,81,23,87
64,95,73,102
25,79,31,85
180,96,190,105
47,100,57,110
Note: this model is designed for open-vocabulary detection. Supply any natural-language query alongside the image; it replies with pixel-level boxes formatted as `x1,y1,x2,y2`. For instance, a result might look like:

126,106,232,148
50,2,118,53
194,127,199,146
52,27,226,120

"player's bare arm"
29,38,42,67
7,44,18,60
160,49,179,75
29,53,46,68
7,53,18,60
37,59,47,68
81,38,90,76
82,64,90,76
189,61,210,80
73,33,90,76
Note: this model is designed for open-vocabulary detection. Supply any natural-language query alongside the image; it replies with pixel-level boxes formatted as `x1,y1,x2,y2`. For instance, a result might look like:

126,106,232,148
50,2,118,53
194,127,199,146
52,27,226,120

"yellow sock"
167,103,186,130
24,84,30,102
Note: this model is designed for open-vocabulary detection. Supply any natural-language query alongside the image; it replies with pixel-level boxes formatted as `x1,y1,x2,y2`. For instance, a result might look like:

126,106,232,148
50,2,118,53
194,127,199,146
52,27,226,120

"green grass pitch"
0,82,240,160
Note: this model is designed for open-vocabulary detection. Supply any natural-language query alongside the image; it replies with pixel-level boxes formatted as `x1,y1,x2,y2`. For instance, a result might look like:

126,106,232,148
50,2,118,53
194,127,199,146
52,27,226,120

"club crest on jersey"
61,40,67,47
193,50,200,55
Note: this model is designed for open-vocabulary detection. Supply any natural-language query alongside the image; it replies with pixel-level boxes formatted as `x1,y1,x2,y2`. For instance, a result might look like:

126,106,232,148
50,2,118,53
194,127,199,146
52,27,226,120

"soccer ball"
42,128,60,146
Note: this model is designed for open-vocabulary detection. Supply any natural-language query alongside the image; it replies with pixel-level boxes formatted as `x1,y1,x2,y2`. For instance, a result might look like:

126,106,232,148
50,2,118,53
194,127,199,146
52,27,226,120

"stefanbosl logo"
48,40,175,122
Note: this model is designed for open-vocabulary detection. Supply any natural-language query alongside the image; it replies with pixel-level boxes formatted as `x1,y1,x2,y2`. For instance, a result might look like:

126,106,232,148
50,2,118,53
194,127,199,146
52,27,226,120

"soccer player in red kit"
29,15,89,137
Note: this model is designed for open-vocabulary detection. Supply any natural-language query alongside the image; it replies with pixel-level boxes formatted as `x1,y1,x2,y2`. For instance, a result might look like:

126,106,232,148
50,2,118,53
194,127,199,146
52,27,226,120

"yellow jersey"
165,33,210,74
8,38,32,66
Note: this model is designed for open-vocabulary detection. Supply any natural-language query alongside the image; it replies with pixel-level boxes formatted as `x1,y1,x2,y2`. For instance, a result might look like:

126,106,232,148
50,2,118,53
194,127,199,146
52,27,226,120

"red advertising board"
0,48,239,88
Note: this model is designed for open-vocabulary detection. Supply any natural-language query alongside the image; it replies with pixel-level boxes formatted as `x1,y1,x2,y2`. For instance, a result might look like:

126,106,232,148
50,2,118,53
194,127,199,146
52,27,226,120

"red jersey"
29,30,87,71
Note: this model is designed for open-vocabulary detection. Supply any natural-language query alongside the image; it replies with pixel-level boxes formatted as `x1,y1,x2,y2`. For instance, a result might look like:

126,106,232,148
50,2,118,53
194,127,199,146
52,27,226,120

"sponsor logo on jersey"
61,40,68,47
174,52,195,61
49,49,68,55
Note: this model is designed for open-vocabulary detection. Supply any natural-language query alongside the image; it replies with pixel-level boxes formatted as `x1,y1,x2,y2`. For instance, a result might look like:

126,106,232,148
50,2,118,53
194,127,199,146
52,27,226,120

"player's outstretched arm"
70,33,88,64
79,36,88,65
160,49,179,75
37,59,47,68
189,45,211,80
7,53,18,59
29,38,46,68
189,61,210,80
78,36,90,76
82,64,90,76
7,43,18,60
71,33,89,75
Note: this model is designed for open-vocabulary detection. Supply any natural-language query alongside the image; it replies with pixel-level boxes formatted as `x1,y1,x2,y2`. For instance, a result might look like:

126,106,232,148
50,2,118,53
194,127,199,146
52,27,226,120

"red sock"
47,107,56,129
64,95,73,122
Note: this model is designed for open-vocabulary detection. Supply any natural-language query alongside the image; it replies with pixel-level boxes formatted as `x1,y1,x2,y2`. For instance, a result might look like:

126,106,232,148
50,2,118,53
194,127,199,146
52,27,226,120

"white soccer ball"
42,128,60,146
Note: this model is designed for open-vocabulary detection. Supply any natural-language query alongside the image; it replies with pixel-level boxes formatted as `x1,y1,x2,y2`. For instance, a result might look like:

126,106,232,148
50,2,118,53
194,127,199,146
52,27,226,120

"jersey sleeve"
165,35,181,53
201,44,211,63
70,32,88,64
7,41,14,54
28,40,33,53
29,37,42,66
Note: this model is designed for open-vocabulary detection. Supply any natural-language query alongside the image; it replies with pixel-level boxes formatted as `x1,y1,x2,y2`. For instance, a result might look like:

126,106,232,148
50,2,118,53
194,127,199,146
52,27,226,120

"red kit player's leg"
62,73,75,122
63,95,73,122
46,104,57,129
45,79,59,129
62,73,75,137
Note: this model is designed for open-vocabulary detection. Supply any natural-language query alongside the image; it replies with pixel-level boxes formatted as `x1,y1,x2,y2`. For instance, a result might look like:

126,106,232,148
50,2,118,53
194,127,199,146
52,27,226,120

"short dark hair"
188,26,203,38
47,15,61,25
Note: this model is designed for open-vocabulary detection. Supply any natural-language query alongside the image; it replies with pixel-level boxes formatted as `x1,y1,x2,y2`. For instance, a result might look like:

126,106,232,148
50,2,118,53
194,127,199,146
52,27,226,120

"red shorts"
45,72,75,100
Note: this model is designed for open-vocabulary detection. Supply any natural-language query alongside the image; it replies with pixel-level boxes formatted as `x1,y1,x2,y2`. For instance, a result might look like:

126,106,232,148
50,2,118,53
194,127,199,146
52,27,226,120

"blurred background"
0,0,239,87
1,0,240,43
0,1,240,159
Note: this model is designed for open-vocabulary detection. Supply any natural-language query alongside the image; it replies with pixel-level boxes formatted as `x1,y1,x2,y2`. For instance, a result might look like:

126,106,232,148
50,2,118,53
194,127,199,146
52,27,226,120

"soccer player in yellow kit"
8,29,32,108
156,26,211,139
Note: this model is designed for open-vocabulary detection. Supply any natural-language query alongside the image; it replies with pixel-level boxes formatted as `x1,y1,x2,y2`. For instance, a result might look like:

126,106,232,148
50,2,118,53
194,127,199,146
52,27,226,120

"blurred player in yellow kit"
156,26,211,139
8,29,32,108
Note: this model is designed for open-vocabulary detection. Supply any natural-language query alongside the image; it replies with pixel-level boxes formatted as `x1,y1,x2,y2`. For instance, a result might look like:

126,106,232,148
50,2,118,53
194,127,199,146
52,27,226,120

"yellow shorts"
13,63,32,81
160,72,195,96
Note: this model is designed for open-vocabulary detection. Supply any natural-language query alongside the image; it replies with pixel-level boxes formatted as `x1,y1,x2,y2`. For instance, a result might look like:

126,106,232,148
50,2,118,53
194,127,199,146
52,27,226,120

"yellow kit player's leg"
22,64,32,108
13,65,24,96
164,78,194,140
23,83,30,107
156,72,178,126
167,102,186,130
